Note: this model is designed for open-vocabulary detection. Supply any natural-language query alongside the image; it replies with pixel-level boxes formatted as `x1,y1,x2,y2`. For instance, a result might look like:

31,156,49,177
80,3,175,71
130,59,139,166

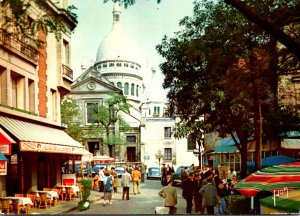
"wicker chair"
27,193,38,210
38,192,52,208
12,199,27,214
51,188,60,206
65,187,76,201
0,198,13,214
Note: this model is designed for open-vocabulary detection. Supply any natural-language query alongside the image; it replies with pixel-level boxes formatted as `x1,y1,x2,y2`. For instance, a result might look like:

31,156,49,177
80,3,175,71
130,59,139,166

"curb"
60,197,102,214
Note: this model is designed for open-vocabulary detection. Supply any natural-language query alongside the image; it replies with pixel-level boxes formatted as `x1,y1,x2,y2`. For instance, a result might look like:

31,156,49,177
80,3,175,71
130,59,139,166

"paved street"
70,179,189,214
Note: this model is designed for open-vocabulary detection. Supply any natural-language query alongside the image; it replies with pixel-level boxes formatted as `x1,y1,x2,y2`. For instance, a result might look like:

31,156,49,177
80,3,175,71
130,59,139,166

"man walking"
200,177,219,214
121,168,132,200
182,172,194,214
131,167,141,194
158,179,177,214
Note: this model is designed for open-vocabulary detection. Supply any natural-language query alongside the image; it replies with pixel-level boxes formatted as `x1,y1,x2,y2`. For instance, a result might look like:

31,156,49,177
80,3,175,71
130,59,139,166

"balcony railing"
0,29,38,62
62,64,73,80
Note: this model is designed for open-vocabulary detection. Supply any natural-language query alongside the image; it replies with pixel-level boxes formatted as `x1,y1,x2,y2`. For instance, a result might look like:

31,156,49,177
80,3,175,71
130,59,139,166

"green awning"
213,145,237,153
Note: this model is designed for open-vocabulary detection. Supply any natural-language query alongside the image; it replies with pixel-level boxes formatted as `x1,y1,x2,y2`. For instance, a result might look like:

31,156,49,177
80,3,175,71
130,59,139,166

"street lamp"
193,133,205,169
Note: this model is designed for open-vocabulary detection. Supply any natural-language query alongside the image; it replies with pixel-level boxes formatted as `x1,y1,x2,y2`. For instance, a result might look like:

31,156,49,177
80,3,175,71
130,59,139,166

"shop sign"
20,141,84,155
0,161,7,175
0,144,11,155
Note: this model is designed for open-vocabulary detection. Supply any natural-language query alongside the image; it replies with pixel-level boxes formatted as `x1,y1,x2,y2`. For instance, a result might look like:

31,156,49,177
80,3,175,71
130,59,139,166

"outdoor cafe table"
32,190,59,201
3,196,33,206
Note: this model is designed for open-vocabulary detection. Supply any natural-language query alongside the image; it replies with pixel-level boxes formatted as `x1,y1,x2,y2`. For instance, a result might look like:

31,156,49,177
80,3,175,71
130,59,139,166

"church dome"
95,2,140,64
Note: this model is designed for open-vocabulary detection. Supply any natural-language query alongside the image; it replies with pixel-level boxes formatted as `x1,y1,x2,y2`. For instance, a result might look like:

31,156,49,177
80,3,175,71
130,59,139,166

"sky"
70,0,195,81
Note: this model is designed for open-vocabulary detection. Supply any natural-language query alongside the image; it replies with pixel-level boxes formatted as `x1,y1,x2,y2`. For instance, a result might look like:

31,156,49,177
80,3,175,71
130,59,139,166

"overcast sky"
70,0,194,80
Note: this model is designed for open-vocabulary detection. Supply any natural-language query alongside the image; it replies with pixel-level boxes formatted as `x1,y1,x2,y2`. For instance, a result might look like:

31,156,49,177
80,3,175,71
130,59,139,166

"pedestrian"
193,173,203,213
111,167,119,193
200,177,219,214
121,168,132,200
103,171,113,206
98,167,106,196
161,163,167,186
131,166,142,194
182,172,194,214
216,181,228,214
180,167,188,184
227,167,237,181
92,172,99,190
158,179,177,214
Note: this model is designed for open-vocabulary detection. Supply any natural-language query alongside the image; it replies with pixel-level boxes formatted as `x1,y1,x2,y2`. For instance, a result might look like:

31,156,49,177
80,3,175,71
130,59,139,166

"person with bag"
158,179,177,214
103,172,113,206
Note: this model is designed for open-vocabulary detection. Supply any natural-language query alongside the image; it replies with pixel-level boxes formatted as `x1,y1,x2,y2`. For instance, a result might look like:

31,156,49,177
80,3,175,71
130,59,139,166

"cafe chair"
12,199,27,214
38,192,52,209
0,198,13,214
43,188,52,191
27,193,38,210
51,188,60,206
65,187,76,201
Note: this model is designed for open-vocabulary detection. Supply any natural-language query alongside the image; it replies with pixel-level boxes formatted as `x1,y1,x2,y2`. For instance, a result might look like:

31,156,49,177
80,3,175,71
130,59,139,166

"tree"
157,0,299,178
0,0,77,46
61,98,84,142
224,0,300,58
89,93,131,158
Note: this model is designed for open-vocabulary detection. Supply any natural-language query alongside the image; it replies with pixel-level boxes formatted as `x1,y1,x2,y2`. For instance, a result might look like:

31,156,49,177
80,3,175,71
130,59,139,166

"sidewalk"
31,190,101,214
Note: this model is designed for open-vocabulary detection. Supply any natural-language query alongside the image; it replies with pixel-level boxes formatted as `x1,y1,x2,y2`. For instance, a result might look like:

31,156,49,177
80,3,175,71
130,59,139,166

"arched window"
131,83,135,96
124,83,129,95
136,85,139,97
117,82,122,89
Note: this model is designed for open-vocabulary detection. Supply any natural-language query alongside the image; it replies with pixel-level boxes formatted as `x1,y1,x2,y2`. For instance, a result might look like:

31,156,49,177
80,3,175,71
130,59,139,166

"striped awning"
237,162,300,197
0,116,84,155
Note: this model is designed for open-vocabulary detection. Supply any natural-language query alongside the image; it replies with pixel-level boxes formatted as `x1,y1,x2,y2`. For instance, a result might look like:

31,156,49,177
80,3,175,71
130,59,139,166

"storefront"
0,116,84,196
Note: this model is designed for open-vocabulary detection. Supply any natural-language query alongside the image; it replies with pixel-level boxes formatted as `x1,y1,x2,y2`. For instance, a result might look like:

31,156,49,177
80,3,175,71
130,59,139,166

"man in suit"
158,179,177,214
193,173,203,213
200,177,218,214
182,172,194,214
121,168,132,200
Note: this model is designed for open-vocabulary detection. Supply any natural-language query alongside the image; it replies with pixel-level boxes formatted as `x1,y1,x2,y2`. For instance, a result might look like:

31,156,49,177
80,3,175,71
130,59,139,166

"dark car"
147,167,161,180
115,166,125,178
172,165,190,186
92,163,107,173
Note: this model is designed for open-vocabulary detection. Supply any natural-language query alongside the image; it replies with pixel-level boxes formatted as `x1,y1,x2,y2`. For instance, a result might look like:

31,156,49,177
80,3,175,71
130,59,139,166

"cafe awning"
0,116,84,155
93,155,115,163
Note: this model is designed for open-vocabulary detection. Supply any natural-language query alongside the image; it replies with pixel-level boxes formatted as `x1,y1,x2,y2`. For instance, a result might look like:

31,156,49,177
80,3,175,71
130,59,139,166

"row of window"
97,62,139,70
116,82,139,97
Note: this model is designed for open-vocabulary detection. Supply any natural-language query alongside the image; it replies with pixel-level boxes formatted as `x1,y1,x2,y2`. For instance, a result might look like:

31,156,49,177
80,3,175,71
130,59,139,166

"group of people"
158,164,239,215
89,165,143,206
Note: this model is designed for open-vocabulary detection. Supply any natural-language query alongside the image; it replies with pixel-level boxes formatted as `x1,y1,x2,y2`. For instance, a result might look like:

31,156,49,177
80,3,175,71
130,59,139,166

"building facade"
0,0,83,197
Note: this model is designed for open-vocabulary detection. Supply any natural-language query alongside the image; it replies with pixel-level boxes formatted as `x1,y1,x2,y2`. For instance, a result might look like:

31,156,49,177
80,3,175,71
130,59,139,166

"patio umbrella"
93,155,115,163
237,161,300,197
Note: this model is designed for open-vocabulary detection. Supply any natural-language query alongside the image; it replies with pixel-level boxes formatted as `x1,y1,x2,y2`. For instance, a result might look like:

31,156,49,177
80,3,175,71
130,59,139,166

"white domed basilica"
69,2,198,167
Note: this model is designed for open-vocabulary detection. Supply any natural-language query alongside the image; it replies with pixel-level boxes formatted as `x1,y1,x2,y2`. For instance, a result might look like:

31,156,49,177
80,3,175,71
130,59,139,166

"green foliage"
0,0,78,46
61,98,84,142
77,179,92,211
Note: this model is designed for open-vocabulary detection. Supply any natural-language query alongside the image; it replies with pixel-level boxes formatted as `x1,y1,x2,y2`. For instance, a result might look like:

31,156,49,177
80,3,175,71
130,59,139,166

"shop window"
124,82,129,95
164,127,172,138
131,83,135,96
164,148,172,160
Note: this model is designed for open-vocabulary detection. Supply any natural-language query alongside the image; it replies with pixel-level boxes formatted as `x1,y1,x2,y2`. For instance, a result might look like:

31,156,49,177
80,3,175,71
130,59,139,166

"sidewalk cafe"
0,115,85,201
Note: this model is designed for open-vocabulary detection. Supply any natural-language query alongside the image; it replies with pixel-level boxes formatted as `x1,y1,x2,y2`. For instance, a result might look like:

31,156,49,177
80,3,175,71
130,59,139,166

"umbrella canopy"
247,155,296,173
93,155,115,163
237,162,300,197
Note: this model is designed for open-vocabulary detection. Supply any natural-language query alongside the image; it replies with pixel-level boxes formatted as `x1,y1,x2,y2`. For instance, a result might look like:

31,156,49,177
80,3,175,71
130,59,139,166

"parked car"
92,163,107,173
172,165,190,186
75,163,88,175
115,166,125,178
147,167,161,180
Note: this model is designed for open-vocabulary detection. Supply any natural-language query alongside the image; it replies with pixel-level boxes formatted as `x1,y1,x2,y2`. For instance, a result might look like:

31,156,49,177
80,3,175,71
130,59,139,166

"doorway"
127,147,136,162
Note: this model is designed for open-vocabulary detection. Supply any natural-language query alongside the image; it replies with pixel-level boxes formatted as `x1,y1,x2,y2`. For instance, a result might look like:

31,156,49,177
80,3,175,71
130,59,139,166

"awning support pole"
251,196,254,210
